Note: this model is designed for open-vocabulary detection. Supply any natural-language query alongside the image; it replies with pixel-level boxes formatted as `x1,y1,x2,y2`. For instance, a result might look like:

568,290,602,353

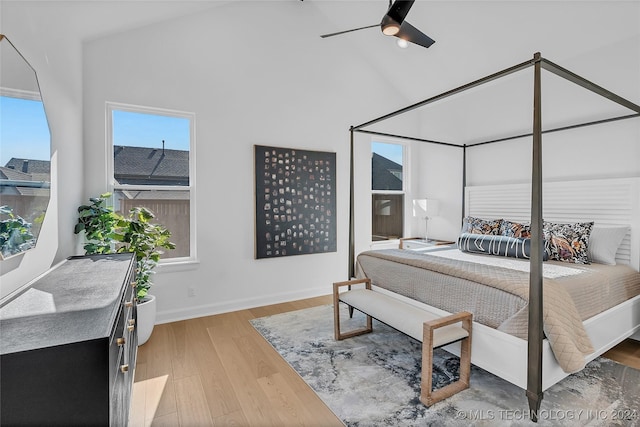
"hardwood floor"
130,295,640,427
130,295,341,427
603,338,640,370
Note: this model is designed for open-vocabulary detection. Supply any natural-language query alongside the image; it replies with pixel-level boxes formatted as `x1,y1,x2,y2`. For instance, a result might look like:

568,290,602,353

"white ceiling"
8,1,639,54
3,0,226,42
3,0,639,127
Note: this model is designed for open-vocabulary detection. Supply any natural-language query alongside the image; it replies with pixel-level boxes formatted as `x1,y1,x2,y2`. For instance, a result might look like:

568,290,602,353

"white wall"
82,2,416,322
0,3,84,297
3,0,638,318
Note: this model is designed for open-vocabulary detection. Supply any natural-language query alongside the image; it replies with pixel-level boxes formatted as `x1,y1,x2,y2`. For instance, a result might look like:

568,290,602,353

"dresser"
0,253,137,426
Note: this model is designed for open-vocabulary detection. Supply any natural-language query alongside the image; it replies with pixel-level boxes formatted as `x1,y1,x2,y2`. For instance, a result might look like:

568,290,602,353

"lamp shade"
375,199,392,216
412,199,439,218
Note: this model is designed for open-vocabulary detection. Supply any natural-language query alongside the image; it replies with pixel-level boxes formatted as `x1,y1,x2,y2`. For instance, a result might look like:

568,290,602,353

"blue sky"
372,141,403,165
112,110,190,151
1,96,50,166
1,99,191,167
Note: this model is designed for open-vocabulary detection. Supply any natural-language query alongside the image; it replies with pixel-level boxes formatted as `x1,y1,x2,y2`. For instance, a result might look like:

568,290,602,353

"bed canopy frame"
347,52,640,420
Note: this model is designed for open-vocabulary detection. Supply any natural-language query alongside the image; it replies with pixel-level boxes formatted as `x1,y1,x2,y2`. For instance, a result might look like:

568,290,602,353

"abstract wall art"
254,145,336,259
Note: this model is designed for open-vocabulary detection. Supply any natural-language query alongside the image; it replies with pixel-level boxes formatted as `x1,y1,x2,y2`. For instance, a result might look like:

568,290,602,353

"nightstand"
399,237,456,251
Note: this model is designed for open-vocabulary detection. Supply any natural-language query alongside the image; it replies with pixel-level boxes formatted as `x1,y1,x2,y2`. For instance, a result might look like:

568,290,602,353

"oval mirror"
0,35,51,260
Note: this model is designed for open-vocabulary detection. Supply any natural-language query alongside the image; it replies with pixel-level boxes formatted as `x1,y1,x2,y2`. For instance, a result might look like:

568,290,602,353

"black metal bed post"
461,145,467,227
348,127,356,279
527,52,544,422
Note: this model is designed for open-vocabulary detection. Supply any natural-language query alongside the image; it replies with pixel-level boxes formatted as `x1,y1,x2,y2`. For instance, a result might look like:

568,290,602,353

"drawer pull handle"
124,300,133,308
127,325,135,332
128,319,136,326
120,364,129,373
116,337,125,346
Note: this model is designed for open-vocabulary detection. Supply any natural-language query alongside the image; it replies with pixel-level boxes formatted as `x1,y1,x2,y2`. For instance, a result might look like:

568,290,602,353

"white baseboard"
154,286,331,325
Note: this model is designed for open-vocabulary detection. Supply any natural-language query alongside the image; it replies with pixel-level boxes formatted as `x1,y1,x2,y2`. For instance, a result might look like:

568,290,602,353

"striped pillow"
458,232,546,260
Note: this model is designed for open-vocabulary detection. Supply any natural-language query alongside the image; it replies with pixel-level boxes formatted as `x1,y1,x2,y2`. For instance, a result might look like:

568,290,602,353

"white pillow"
588,226,628,265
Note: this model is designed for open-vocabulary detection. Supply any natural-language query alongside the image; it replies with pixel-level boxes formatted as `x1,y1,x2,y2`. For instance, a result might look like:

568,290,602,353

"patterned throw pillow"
543,221,594,264
500,220,531,238
458,232,547,260
465,217,502,235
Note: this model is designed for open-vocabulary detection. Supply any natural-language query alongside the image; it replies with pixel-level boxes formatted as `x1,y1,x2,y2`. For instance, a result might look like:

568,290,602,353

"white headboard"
465,177,640,271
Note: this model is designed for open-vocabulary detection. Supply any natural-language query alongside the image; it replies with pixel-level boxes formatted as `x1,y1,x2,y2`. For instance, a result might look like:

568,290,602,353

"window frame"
370,138,410,242
106,101,197,265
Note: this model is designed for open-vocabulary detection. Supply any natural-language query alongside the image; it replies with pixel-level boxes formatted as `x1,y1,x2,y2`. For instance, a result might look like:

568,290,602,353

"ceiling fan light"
381,15,401,36
396,38,409,48
382,23,400,36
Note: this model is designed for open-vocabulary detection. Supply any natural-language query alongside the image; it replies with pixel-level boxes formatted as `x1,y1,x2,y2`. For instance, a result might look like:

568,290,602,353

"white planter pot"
136,294,156,346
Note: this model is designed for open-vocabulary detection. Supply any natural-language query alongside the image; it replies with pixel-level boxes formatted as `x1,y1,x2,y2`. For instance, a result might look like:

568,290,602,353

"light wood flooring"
130,294,640,427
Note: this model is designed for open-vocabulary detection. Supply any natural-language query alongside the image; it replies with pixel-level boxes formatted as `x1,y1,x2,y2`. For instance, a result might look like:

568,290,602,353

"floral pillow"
500,220,531,238
464,216,502,235
543,221,594,264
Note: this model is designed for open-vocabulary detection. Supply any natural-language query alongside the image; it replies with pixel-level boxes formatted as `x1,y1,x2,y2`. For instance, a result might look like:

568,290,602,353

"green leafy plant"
0,205,36,258
74,193,124,254
74,194,175,300
121,206,175,300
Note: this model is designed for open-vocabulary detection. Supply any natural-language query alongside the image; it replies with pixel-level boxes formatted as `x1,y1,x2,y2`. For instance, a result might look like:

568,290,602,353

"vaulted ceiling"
19,1,638,91
3,0,639,131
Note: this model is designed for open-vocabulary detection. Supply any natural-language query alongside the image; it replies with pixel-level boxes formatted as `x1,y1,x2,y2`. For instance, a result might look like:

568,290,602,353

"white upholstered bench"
332,278,472,406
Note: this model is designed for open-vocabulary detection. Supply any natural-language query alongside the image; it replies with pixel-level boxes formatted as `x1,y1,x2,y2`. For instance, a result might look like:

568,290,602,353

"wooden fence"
119,199,190,259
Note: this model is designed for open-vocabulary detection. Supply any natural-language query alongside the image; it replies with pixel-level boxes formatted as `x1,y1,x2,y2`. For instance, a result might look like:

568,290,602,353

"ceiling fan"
320,0,435,49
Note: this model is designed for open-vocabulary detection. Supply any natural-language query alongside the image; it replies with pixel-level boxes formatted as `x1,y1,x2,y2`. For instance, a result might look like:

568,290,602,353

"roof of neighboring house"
4,158,51,175
2,159,50,183
0,166,32,181
0,166,50,196
2,145,190,188
371,152,402,191
114,145,189,185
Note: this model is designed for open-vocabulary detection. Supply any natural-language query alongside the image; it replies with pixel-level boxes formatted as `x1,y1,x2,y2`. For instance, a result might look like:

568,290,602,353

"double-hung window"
107,102,196,262
371,141,405,241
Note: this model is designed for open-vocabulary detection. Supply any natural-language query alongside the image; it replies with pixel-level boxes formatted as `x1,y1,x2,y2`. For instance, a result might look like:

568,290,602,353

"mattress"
356,247,640,372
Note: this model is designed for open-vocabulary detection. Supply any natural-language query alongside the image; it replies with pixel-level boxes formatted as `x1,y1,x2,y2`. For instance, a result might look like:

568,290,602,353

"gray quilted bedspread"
356,248,640,373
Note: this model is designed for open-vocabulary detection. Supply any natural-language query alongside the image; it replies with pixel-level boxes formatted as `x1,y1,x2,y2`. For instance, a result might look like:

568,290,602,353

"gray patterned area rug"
250,304,640,426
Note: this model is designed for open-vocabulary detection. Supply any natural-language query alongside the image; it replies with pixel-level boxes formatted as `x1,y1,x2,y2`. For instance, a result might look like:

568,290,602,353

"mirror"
0,35,51,260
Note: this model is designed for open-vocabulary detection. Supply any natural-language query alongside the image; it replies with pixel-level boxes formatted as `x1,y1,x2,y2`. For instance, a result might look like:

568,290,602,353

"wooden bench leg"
420,312,472,407
333,279,373,340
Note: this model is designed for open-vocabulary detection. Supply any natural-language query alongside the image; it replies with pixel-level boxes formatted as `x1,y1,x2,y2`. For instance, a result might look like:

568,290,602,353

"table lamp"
413,199,439,241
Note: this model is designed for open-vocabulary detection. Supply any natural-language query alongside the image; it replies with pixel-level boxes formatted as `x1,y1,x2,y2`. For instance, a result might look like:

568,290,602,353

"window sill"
157,259,200,273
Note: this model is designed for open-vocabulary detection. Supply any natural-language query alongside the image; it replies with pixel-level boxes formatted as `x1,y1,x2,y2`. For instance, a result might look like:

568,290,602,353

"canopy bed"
346,52,640,420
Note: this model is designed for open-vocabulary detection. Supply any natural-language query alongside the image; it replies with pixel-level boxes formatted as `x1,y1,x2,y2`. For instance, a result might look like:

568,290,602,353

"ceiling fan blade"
396,20,435,48
386,0,415,24
320,24,380,38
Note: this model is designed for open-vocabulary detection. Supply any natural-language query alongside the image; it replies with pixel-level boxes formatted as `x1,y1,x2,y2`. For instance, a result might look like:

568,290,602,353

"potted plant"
74,193,175,345
119,206,175,344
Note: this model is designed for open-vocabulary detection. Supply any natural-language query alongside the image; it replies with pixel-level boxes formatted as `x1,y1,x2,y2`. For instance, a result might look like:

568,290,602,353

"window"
107,103,195,262
371,141,404,241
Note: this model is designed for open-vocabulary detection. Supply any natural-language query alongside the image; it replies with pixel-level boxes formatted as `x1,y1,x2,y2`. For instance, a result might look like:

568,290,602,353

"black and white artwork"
254,145,336,259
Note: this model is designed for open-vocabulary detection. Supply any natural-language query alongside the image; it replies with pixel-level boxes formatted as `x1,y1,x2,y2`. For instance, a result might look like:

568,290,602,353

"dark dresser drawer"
1,253,137,426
